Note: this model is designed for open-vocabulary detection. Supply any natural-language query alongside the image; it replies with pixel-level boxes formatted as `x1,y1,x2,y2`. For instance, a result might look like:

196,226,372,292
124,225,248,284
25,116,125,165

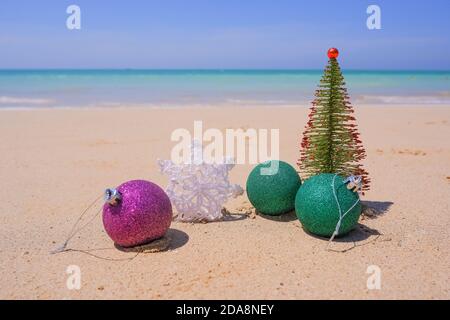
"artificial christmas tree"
298,48,370,191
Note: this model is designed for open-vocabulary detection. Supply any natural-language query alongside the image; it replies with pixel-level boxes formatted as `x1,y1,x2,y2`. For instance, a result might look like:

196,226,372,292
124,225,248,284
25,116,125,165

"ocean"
0,70,449,109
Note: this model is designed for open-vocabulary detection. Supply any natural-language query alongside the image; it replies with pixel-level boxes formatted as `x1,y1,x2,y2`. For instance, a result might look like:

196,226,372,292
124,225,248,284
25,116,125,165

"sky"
0,0,449,69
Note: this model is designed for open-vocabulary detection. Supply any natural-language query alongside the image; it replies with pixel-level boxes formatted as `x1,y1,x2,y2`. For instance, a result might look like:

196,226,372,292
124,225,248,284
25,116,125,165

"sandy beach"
0,105,449,299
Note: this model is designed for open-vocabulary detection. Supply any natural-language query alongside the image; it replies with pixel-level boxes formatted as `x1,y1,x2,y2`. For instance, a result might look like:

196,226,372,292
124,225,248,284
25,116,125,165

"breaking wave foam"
0,96,54,105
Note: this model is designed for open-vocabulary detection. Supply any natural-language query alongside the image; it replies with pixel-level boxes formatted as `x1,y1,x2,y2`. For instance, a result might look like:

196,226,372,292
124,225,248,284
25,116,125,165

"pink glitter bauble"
102,180,172,248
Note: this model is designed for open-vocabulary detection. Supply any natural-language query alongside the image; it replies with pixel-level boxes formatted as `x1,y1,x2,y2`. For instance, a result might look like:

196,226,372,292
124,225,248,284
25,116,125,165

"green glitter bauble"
246,160,302,216
295,173,362,237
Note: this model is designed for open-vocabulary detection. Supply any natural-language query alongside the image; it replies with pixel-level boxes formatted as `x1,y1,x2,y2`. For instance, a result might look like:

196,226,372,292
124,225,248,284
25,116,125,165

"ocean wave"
355,94,450,104
226,98,293,105
0,96,54,105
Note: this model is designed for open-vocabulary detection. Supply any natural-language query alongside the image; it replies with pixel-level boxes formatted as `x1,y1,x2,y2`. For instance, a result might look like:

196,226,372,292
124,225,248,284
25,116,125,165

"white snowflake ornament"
159,140,244,222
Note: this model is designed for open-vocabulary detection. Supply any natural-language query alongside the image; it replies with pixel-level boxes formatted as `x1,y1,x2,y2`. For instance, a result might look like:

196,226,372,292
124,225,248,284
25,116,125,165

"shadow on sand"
115,228,189,253
257,210,298,222
361,200,394,219
299,200,394,253
301,223,385,253
304,223,381,243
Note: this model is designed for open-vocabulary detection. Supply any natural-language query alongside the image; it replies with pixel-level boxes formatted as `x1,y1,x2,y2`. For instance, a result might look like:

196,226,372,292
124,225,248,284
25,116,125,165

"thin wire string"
58,248,141,261
51,194,103,254
50,194,146,261
327,174,360,248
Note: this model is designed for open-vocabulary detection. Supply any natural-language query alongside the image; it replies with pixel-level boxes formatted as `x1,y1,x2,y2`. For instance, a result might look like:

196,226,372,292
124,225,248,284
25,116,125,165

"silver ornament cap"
344,175,362,193
104,188,122,206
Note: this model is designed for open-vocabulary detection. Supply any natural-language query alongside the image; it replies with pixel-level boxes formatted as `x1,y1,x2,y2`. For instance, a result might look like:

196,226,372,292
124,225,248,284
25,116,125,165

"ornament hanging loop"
105,188,122,206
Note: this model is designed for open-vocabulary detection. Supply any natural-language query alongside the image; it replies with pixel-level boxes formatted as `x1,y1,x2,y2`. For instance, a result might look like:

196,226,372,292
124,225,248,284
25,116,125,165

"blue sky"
0,0,449,69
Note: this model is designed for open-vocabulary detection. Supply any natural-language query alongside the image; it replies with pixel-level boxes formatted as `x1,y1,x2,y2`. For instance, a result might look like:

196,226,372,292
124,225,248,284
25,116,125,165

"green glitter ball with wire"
295,173,362,237
246,160,302,216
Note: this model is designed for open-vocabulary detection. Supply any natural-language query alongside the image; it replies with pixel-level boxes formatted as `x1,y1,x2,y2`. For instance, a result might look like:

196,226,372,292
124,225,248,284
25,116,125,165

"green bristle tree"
298,48,370,191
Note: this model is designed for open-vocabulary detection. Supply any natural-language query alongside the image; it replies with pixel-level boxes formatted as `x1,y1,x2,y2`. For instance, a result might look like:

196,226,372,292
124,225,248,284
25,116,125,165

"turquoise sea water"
0,70,449,108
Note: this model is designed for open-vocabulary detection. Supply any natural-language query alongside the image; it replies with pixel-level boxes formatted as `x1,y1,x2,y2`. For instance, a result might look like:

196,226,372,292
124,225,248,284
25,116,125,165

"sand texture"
0,105,449,299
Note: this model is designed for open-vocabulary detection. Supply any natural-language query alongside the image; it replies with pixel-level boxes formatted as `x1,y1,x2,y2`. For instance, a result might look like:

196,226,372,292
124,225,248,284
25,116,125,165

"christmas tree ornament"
159,140,244,222
103,180,172,248
295,173,362,238
246,160,302,216
298,48,370,192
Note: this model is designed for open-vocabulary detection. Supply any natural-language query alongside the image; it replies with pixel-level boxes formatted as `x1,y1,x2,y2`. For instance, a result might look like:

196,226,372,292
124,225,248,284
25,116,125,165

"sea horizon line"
0,68,449,73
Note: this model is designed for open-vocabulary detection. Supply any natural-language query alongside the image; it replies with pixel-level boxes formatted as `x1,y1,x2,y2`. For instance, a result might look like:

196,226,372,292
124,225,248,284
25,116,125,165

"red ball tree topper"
327,48,339,59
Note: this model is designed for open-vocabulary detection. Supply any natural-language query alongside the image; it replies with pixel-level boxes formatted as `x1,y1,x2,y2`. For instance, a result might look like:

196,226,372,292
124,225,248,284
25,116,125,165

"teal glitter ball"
246,160,302,216
295,174,362,237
